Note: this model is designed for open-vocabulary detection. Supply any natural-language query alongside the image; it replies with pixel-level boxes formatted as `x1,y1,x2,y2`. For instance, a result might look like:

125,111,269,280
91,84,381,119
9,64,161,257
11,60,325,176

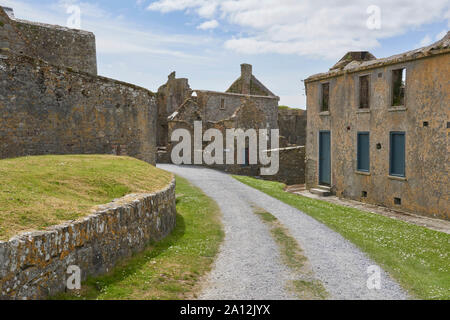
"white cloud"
147,0,450,59
435,29,447,40
419,34,433,47
197,19,219,30
4,0,214,59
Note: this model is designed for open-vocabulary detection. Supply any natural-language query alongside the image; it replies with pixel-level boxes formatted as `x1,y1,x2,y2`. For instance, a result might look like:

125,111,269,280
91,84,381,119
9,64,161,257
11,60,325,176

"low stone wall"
278,108,307,146
168,146,306,186
0,178,177,300
261,146,306,185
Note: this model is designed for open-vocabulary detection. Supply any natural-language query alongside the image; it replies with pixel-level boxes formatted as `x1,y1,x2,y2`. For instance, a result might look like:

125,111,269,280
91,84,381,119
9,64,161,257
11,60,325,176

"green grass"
0,155,173,241
53,176,223,300
253,207,328,299
234,175,450,300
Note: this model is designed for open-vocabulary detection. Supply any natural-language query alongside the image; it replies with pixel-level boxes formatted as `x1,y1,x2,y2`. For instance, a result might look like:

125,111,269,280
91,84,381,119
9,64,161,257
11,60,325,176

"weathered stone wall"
261,146,305,185
165,98,304,184
305,45,449,219
196,90,279,128
0,178,176,300
210,147,305,185
156,72,192,147
0,49,156,164
278,108,307,146
0,7,97,74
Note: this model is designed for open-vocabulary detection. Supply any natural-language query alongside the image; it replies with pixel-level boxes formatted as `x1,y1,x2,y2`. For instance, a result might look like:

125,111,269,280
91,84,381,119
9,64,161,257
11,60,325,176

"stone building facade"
304,33,449,219
160,65,280,172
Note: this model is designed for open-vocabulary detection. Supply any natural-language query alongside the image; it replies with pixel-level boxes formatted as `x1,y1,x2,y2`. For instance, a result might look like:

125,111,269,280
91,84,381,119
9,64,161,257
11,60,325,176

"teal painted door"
319,131,331,185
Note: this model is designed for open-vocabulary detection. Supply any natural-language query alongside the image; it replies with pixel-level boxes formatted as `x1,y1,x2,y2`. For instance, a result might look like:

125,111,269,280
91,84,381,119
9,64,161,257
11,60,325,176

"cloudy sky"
2,0,448,108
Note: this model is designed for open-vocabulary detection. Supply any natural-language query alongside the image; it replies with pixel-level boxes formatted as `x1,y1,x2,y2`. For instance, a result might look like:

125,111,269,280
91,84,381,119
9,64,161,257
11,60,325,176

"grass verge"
234,175,450,300
253,207,328,300
53,176,223,300
0,155,173,240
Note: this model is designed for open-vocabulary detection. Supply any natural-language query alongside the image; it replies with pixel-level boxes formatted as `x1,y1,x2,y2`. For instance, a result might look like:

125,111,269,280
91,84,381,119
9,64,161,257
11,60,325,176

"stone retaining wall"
261,146,306,185
0,177,177,300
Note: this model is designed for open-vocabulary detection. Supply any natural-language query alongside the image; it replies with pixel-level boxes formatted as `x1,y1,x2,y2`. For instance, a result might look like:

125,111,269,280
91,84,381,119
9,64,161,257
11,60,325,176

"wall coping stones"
194,89,279,100
0,48,155,97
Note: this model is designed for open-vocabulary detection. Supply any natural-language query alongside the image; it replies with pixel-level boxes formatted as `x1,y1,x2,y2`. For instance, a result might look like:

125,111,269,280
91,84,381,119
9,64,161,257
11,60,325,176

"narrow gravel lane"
158,164,409,300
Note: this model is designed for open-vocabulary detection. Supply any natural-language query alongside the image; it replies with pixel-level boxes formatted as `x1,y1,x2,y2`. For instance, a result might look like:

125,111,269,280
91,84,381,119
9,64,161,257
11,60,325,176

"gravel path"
158,164,409,300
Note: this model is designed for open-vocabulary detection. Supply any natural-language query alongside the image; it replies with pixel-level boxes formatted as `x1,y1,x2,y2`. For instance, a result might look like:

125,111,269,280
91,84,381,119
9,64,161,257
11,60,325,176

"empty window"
220,98,225,110
390,132,405,177
243,147,250,166
392,68,406,106
321,83,329,112
359,75,370,109
394,197,402,205
357,132,370,172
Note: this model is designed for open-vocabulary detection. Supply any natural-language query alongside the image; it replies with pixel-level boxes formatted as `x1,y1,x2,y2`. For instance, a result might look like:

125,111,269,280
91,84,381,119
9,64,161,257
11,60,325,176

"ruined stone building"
156,64,307,184
0,7,156,164
304,32,449,219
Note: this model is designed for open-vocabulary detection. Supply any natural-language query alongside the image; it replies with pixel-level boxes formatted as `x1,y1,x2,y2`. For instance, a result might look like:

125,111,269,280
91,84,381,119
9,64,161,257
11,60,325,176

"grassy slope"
0,155,173,240
233,175,450,300
54,176,223,300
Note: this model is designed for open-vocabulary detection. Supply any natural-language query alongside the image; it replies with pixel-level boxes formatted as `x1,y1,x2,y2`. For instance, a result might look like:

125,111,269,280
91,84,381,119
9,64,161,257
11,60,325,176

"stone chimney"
241,63,252,94
2,7,14,19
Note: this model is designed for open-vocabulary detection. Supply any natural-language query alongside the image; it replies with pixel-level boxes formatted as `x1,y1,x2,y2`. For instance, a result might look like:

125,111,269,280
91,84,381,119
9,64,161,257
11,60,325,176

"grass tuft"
253,207,328,299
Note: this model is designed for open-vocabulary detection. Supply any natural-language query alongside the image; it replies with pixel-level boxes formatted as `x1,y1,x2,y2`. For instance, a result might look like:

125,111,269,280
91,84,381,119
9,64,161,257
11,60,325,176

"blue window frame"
357,132,370,172
390,132,406,177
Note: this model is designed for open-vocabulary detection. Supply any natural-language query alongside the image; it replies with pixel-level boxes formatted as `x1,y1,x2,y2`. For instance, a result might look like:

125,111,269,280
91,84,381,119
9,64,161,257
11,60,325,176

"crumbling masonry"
156,64,307,184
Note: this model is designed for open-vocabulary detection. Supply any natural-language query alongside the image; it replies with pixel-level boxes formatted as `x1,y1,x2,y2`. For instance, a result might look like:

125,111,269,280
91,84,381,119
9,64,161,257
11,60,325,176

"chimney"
2,7,14,19
241,63,252,94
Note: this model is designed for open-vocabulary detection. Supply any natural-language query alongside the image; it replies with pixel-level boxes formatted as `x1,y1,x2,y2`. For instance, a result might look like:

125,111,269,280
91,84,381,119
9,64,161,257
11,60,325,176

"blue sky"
2,0,448,109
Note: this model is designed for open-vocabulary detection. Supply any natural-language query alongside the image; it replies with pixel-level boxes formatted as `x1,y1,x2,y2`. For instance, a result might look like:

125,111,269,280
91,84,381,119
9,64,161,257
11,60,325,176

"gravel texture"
158,164,409,300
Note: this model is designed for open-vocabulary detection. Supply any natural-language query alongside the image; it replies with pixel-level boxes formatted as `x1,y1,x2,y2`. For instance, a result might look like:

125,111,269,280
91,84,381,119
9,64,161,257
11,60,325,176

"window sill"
319,111,330,116
356,109,370,114
355,171,371,176
388,175,407,181
388,106,407,112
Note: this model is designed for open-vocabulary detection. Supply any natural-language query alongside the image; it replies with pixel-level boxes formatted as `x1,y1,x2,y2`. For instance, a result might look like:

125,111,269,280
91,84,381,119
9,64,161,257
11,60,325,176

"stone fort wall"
0,178,176,300
0,7,97,74
0,48,156,164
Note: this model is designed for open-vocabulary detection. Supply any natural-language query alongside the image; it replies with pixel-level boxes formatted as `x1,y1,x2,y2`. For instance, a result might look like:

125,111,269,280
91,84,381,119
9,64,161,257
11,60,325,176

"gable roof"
226,64,277,97
305,31,450,83
226,75,276,96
